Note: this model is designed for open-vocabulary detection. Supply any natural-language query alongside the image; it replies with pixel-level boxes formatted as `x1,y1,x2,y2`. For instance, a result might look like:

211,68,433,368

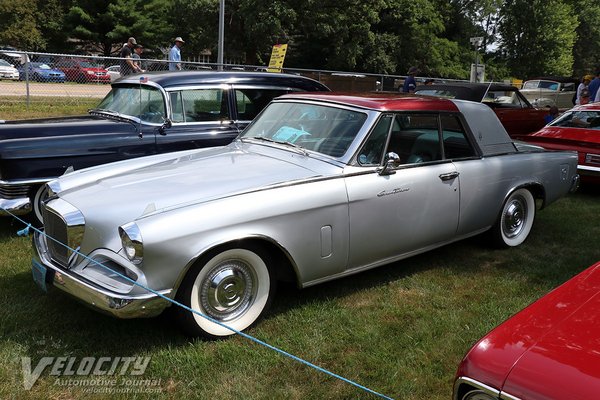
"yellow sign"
267,44,288,73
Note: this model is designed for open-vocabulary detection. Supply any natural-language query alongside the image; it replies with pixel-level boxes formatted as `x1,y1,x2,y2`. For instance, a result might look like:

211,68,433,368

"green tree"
498,0,578,78
0,0,45,49
568,0,600,77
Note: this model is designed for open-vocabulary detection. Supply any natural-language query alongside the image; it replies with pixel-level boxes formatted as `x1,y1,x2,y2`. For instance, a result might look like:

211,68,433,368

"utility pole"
218,0,224,70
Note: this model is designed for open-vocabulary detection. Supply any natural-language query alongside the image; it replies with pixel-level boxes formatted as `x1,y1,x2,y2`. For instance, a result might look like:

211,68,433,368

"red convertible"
519,103,600,184
415,83,548,137
453,261,600,400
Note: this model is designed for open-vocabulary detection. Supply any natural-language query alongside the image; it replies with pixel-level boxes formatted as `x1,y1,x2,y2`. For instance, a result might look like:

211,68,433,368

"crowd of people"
119,36,185,77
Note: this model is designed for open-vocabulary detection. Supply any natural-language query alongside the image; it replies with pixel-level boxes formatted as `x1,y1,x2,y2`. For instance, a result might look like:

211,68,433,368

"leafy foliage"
1,0,599,80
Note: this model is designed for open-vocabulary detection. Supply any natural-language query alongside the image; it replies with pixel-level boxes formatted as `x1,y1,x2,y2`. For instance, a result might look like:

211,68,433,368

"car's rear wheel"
174,245,276,338
491,188,535,247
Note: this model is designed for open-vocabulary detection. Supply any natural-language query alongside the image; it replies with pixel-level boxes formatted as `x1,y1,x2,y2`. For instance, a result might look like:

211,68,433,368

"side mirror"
158,118,172,135
377,152,401,175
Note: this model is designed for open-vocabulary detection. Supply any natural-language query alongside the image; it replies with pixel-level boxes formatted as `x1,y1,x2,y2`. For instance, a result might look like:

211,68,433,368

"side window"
235,89,288,121
441,115,477,159
358,115,393,166
386,114,441,164
180,89,230,122
170,91,184,123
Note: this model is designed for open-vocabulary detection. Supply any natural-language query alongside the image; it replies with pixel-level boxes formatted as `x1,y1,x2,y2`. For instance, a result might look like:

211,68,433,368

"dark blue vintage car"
0,71,329,222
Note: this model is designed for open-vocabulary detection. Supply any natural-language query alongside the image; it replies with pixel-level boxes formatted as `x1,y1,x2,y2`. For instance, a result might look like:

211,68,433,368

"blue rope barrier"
5,210,394,400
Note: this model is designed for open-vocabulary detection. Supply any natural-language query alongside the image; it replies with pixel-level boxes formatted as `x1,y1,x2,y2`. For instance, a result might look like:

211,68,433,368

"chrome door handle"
439,171,459,181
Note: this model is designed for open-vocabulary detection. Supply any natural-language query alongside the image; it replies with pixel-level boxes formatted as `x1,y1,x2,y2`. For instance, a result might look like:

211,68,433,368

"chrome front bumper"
0,197,31,216
32,231,172,318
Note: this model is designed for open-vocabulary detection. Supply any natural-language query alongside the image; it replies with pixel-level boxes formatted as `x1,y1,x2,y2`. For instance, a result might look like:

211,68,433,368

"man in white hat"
168,36,185,71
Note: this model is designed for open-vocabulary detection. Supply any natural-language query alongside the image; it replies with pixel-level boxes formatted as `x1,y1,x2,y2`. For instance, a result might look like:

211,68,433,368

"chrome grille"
43,199,85,269
43,207,69,267
585,153,600,166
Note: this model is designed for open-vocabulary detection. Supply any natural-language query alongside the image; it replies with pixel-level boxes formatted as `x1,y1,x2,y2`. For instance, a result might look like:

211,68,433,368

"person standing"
588,71,600,103
132,44,145,73
120,37,139,76
169,37,185,71
576,75,591,105
401,66,419,93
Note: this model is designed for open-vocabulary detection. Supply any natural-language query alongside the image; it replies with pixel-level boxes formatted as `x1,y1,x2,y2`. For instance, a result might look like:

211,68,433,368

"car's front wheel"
491,188,536,247
174,245,276,338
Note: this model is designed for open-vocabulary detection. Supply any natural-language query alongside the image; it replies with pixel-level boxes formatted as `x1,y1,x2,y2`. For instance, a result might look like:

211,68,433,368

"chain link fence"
0,50,467,107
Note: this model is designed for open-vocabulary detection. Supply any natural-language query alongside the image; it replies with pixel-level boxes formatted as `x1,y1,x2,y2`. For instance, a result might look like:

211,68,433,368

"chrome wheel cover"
501,195,528,239
199,259,257,322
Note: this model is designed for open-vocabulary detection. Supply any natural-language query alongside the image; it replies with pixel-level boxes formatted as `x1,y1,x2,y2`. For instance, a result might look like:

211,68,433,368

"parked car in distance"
518,103,600,184
32,93,579,338
17,62,66,83
454,260,600,400
54,58,111,83
0,59,20,81
106,65,121,82
415,83,547,137
0,71,329,223
520,76,578,109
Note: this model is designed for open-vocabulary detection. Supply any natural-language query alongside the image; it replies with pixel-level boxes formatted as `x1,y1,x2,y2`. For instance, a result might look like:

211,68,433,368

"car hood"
457,262,600,395
0,66,17,73
55,142,328,223
501,276,600,399
0,115,136,141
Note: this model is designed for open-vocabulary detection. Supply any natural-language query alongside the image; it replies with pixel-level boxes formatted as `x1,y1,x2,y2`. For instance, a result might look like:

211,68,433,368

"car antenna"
138,76,143,138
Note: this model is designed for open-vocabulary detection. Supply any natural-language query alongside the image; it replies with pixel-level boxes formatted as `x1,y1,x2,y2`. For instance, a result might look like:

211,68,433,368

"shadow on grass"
0,189,598,359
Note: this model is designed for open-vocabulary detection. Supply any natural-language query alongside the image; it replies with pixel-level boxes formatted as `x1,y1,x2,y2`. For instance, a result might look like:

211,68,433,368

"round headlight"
119,223,143,264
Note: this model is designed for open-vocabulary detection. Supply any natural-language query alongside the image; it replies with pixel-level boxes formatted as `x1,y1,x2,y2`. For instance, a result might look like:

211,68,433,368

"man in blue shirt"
401,66,419,93
169,37,185,71
587,71,600,103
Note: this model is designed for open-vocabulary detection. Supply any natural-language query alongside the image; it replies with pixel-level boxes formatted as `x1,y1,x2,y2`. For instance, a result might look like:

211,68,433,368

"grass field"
1,187,599,400
0,96,98,120
0,100,599,399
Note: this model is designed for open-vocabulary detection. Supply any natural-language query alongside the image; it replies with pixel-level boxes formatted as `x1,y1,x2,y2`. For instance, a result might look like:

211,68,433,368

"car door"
157,85,240,153
492,90,545,136
344,113,460,270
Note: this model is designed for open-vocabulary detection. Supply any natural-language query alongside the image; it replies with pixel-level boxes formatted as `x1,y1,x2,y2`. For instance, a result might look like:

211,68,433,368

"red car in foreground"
454,260,600,400
519,103,600,184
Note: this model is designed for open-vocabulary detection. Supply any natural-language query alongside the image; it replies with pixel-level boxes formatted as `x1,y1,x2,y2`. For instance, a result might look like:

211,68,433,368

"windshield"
550,110,600,129
32,63,51,69
0,60,12,67
96,84,166,123
523,80,559,90
241,102,367,158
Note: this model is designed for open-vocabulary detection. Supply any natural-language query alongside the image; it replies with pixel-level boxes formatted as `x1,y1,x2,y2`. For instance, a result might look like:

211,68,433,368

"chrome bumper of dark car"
32,230,172,318
0,178,47,216
0,197,31,215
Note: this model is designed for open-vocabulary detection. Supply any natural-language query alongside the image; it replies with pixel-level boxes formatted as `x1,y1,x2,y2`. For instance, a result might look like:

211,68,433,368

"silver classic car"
32,93,579,338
